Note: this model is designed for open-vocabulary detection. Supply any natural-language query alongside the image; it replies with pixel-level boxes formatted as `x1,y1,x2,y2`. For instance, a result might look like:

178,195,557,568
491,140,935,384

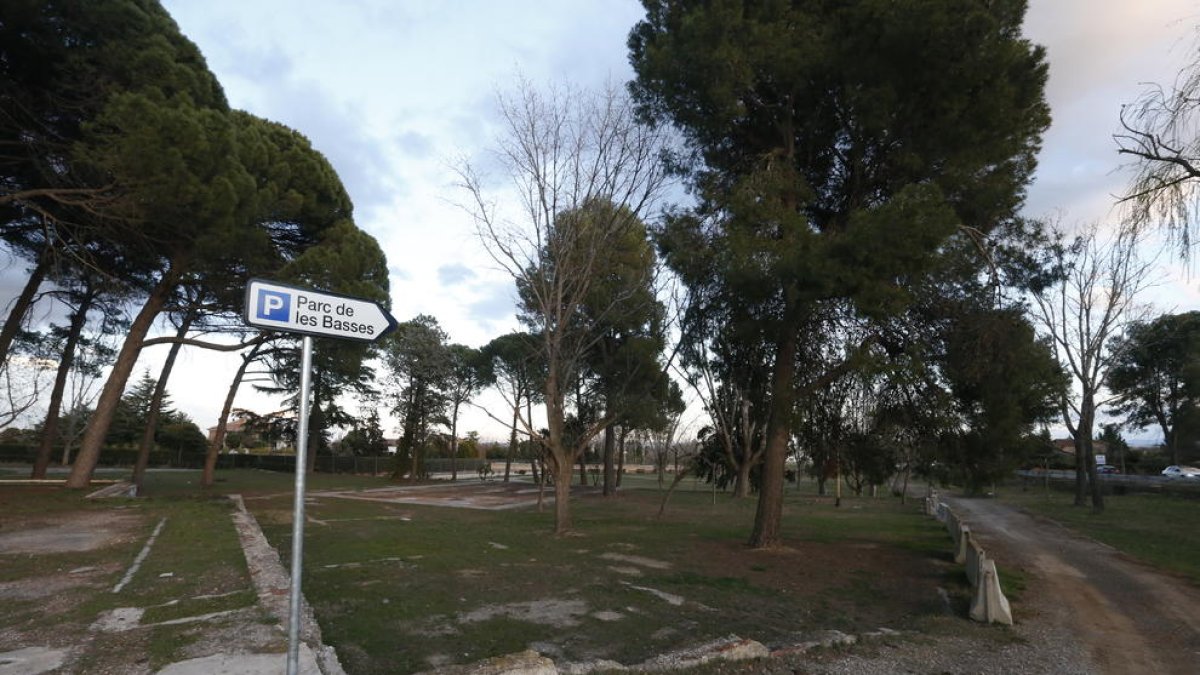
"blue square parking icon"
257,290,291,321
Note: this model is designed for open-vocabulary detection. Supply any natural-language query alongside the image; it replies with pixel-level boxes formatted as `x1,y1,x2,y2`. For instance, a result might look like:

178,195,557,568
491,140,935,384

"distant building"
206,409,293,452
1053,438,1109,458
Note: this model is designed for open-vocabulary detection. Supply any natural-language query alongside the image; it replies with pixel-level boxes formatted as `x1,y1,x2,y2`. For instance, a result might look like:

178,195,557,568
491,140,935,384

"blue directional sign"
243,278,397,342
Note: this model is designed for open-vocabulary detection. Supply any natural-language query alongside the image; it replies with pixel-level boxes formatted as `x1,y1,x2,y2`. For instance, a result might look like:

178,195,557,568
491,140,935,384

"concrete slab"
0,647,68,675
154,644,322,675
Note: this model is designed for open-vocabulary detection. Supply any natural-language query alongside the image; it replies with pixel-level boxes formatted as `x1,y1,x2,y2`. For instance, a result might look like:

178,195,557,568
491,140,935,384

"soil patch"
458,598,590,627
0,511,142,554
313,481,546,510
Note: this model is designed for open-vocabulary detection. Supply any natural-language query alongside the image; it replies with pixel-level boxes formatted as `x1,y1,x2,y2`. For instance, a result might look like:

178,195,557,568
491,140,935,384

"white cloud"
1022,0,1199,225
436,263,475,286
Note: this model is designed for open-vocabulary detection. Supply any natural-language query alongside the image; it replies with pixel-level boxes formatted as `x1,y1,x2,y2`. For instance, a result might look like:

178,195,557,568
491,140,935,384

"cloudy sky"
5,0,1200,442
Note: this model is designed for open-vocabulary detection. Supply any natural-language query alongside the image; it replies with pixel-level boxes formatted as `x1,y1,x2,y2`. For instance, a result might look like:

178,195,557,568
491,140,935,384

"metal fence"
0,443,492,478
1015,469,1200,498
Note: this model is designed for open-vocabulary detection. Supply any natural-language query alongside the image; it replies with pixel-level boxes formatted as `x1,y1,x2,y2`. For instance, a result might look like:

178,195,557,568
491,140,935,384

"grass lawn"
0,479,271,671
2,469,992,674
237,472,967,674
137,466,391,497
996,482,1200,585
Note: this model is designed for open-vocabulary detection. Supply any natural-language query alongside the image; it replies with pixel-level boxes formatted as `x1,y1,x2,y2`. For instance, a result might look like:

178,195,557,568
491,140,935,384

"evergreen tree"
443,344,487,480
108,370,172,446
629,0,1049,546
481,331,541,481
254,220,393,474
386,315,450,480
341,409,389,456
940,307,1065,493
559,200,670,496
1107,312,1200,464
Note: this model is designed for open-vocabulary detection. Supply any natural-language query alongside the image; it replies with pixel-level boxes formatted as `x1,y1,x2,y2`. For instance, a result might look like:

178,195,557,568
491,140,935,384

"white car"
1160,465,1200,479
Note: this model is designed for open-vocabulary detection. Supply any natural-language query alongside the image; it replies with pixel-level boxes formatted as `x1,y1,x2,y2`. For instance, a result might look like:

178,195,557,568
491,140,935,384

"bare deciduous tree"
1117,39,1200,255
1031,223,1156,512
0,357,51,430
457,79,672,534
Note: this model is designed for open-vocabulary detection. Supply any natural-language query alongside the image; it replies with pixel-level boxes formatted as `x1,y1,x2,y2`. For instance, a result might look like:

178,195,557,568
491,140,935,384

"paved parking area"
310,481,549,511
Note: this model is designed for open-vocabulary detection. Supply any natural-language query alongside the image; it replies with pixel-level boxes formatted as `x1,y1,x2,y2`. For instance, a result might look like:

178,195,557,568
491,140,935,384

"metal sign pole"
287,335,314,675
242,279,395,673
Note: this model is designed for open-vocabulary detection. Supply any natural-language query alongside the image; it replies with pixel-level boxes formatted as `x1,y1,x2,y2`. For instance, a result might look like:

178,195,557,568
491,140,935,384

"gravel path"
770,495,1200,675
944,497,1200,675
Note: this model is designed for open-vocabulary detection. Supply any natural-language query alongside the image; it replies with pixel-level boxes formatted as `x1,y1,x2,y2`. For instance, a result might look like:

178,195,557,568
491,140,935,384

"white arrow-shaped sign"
243,278,397,343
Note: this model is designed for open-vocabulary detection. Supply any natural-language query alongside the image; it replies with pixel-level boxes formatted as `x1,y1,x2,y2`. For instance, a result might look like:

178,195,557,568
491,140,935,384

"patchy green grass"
241,478,960,675
0,482,266,670
138,467,392,498
997,484,1200,585
140,589,258,624
2,469,987,674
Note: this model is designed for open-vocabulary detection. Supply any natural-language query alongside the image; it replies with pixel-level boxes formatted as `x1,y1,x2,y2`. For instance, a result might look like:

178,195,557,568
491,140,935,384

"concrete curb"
227,494,346,675
931,495,1014,625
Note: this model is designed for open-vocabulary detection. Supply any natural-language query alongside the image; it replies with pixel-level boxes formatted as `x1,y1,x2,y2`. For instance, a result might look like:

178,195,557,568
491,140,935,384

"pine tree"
629,0,1050,546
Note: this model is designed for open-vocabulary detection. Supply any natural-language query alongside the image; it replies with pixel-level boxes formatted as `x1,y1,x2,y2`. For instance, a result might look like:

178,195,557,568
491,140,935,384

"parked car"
1097,464,1119,474
1160,465,1200,479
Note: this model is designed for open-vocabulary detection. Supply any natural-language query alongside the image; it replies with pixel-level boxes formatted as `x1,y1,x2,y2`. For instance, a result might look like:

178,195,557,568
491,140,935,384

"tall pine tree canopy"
629,0,1050,546
630,0,1050,312
1107,311,1200,462
0,0,394,486
1,0,228,249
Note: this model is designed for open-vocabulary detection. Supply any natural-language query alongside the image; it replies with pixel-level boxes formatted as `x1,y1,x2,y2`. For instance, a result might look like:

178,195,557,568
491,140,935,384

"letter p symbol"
258,290,290,321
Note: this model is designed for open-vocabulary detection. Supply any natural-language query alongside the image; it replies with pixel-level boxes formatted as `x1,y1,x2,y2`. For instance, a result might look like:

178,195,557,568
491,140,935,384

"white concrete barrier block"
946,509,960,542
965,539,986,587
954,525,971,564
969,559,1013,625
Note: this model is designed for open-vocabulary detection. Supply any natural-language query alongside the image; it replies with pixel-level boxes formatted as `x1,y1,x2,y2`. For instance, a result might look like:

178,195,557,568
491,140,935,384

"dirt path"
947,497,1200,675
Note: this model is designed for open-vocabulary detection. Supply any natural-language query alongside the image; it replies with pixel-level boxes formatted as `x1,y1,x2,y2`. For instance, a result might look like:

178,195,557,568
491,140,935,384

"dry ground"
4,477,1198,674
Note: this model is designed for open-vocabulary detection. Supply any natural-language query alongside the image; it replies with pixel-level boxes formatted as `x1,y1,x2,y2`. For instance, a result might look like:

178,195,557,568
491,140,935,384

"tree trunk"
409,429,423,483
535,448,546,510
835,455,842,508
394,389,417,480
733,458,752,498
1083,434,1105,513
1073,443,1087,506
504,404,518,482
656,466,691,519
0,250,49,369
1073,398,1095,507
66,272,177,488
450,401,460,481
553,451,573,534
749,326,798,548
616,427,627,488
32,288,95,479
133,312,195,494
1166,423,1179,466
602,424,616,496
203,343,261,487
543,359,572,532
60,413,81,465
307,401,323,475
